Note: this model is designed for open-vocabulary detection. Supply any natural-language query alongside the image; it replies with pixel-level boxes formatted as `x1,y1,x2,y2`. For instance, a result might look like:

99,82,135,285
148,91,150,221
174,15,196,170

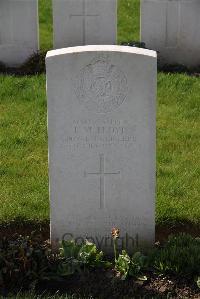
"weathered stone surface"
46,45,157,253
0,0,39,67
53,0,116,48
141,0,200,67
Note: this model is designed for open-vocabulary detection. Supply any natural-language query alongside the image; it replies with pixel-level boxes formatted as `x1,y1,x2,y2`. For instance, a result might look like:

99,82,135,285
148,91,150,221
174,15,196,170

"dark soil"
0,222,200,298
0,221,50,240
36,269,200,299
0,221,199,244
156,222,200,243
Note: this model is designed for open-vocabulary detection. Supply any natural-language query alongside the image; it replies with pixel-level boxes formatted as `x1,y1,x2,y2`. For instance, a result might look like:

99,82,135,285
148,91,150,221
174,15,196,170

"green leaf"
115,250,131,280
78,241,96,262
137,275,148,281
197,277,200,289
78,240,104,267
60,240,81,259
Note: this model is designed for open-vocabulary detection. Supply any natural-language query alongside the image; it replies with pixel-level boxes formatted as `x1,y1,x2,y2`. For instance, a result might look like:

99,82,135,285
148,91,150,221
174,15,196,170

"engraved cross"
70,0,99,44
84,154,120,209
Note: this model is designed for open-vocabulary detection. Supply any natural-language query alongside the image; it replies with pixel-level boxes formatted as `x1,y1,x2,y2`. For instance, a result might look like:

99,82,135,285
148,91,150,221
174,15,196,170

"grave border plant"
0,229,200,298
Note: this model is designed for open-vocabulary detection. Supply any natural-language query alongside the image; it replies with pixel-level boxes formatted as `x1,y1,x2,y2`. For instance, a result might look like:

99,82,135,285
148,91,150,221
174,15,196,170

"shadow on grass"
1,47,200,77
0,51,47,76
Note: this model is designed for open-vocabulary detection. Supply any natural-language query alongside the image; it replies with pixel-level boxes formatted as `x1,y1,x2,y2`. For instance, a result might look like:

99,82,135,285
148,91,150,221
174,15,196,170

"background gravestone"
0,0,39,67
53,0,117,49
141,0,200,67
46,45,157,253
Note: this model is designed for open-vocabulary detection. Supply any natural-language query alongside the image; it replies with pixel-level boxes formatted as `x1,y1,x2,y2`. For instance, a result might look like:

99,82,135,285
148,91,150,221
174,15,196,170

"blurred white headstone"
141,0,200,67
53,0,117,48
0,0,39,67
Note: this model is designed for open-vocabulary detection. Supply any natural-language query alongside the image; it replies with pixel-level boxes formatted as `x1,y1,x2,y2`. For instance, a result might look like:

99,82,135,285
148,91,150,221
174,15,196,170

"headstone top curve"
46,45,157,60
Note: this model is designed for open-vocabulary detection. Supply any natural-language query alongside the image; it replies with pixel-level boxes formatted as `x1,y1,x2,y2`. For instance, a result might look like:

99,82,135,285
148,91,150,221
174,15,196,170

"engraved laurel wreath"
74,56,128,113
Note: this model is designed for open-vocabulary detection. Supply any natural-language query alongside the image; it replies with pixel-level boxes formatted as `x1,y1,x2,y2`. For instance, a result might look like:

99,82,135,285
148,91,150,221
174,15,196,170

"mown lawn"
0,293,89,299
0,0,200,227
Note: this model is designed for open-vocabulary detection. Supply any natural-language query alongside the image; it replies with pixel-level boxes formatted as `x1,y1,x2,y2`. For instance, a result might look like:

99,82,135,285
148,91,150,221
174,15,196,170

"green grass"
0,296,167,299
39,0,53,50
1,293,90,299
118,0,140,43
0,0,200,227
157,73,200,225
0,75,49,223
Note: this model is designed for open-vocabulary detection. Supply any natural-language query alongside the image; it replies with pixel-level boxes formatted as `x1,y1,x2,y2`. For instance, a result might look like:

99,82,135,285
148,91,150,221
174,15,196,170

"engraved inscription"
84,154,120,209
70,0,99,44
74,57,128,113
65,118,136,150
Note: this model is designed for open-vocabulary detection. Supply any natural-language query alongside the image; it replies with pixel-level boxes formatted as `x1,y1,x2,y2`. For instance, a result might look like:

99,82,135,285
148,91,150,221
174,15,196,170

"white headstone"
0,0,39,67
141,0,200,67
46,45,156,253
53,0,117,49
